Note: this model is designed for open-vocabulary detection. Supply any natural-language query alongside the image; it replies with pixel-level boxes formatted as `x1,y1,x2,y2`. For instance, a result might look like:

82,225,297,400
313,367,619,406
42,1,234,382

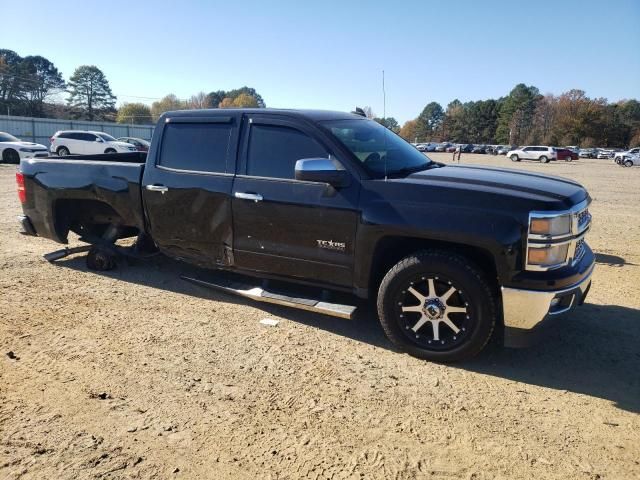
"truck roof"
161,108,363,122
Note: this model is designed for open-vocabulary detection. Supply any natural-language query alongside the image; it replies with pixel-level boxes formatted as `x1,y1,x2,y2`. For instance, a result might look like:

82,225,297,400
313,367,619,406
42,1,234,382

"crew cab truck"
16,109,595,362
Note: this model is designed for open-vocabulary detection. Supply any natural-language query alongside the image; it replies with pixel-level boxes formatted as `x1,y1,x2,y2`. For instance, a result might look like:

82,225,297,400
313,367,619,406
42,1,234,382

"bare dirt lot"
1,154,639,479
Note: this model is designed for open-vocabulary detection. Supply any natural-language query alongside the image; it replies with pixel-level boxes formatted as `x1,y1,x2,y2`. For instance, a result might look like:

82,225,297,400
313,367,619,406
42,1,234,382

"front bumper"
501,263,594,347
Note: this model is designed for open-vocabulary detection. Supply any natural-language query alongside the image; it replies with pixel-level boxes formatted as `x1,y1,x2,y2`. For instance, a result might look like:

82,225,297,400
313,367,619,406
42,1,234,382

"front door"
231,115,360,288
142,114,240,268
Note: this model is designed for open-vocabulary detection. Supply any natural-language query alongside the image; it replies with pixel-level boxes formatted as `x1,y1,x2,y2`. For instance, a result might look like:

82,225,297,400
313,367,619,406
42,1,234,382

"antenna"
382,69,388,181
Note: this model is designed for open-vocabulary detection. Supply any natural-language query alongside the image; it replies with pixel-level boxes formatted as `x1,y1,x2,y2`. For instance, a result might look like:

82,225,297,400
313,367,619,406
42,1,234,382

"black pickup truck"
16,108,594,362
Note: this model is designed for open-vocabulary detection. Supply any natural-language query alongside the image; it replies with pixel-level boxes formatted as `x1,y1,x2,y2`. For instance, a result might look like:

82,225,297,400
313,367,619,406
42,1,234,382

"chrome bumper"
501,265,594,345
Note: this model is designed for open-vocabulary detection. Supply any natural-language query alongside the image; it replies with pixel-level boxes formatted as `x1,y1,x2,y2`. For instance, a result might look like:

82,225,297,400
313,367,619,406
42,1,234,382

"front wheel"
624,159,634,167
104,148,117,154
57,147,70,156
377,250,497,362
510,154,520,162
2,149,20,164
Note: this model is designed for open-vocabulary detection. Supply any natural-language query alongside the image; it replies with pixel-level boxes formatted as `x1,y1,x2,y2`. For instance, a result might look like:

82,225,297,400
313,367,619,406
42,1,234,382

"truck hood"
393,164,588,212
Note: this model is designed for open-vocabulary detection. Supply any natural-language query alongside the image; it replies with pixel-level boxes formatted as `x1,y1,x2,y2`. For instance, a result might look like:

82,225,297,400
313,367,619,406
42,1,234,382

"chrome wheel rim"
395,275,473,350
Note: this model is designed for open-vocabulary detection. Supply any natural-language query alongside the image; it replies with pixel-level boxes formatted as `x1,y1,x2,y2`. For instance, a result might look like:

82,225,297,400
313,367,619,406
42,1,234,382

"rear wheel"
377,250,497,362
539,155,549,163
624,159,634,167
57,146,70,156
510,154,519,162
2,149,20,164
104,148,116,154
86,246,117,271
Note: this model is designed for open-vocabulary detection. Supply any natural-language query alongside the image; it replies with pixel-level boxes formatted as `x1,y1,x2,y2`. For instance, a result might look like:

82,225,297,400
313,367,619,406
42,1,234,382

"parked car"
445,144,458,153
579,149,597,159
565,146,580,153
619,153,640,167
496,145,511,155
554,148,579,162
435,142,451,152
117,137,151,152
472,145,486,154
17,108,594,363
508,146,557,163
425,143,438,152
0,132,48,164
461,144,474,153
596,149,613,159
49,131,138,156
613,147,640,163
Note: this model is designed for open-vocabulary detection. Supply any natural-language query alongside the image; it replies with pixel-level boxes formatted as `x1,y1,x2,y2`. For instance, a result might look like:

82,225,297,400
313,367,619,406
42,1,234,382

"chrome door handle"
146,184,168,194
234,192,263,202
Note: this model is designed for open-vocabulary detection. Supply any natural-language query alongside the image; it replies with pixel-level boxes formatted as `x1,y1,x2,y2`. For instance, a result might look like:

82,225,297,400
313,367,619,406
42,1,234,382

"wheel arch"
368,236,499,300
53,198,139,241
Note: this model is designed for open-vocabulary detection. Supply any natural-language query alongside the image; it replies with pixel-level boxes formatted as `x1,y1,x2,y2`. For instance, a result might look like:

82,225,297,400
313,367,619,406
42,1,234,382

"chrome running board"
181,275,357,320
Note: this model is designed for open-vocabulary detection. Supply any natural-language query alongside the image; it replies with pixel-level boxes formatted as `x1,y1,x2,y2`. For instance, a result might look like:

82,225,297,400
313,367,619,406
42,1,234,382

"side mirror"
95,137,103,142
295,158,351,188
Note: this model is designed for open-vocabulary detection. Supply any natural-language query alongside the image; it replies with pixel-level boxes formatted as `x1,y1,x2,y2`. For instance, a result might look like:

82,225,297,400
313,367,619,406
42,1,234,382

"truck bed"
19,153,147,243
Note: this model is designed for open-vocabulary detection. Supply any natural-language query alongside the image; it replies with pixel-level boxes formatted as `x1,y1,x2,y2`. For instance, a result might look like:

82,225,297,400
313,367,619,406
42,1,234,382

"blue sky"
3,0,639,122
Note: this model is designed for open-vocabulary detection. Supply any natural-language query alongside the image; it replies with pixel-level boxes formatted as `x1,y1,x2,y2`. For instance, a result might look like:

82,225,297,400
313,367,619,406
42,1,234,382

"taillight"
16,172,26,203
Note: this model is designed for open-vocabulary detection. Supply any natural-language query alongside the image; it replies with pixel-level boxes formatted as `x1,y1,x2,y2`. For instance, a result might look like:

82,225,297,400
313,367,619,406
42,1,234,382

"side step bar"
181,275,357,320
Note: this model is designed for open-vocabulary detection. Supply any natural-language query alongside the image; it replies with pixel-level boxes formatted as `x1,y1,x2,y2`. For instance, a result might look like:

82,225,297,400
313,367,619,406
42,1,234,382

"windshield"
322,119,433,178
0,133,19,142
98,133,116,141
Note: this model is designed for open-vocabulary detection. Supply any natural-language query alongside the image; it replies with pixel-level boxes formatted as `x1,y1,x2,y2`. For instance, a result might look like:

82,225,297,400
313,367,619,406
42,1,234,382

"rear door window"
246,124,327,179
159,122,232,173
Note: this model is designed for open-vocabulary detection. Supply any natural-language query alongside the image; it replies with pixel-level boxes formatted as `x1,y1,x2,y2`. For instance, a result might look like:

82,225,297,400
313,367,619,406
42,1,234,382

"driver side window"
247,124,327,179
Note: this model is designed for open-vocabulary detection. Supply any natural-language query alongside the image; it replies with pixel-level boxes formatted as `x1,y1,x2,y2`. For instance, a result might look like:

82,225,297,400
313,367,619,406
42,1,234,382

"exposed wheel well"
369,236,499,298
53,199,139,241
2,148,19,162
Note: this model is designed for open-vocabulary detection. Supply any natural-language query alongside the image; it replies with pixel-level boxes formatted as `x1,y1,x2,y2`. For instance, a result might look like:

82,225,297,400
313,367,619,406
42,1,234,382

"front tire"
104,148,116,154
377,250,497,362
57,147,70,156
624,159,634,167
2,149,20,164
510,154,520,162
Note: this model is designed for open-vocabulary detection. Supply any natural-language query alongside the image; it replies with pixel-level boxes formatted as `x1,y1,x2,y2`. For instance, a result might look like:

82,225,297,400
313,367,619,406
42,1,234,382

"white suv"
49,131,138,156
507,146,557,163
614,147,640,163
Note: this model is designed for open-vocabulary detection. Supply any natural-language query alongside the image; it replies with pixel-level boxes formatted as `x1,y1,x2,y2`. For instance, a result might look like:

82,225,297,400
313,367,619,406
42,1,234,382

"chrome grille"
573,238,586,264
576,208,591,230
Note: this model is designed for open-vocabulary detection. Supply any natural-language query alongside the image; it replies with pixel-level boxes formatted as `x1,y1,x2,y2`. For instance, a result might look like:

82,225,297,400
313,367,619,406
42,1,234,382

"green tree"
21,55,65,117
374,117,400,132
116,102,152,124
151,94,185,120
416,102,444,141
496,84,540,144
66,65,116,120
207,86,266,108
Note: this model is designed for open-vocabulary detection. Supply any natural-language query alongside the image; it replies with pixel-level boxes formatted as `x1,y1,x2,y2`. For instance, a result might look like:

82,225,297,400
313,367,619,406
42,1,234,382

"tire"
624,160,634,167
86,246,117,271
2,149,20,164
510,154,519,162
539,156,549,163
377,250,497,363
57,146,70,156
104,148,116,154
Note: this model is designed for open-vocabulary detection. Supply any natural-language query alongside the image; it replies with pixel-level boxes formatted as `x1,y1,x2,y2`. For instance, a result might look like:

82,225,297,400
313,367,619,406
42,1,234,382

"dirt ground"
1,154,639,479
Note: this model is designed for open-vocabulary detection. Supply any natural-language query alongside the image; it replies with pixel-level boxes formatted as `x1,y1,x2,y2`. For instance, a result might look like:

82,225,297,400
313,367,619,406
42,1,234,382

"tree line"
2,49,639,147
0,49,266,124
397,84,640,148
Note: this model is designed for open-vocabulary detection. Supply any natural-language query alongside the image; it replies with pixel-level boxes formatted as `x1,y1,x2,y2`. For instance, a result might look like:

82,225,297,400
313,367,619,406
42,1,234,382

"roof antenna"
382,69,388,181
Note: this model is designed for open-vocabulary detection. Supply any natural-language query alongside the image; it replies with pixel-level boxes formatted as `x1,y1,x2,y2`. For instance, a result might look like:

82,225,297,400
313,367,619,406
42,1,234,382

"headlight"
527,244,569,267
530,214,571,236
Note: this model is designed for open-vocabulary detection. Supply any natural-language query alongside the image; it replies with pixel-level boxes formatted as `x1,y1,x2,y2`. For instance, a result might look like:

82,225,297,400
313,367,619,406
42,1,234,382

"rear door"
142,114,240,268
231,114,360,287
